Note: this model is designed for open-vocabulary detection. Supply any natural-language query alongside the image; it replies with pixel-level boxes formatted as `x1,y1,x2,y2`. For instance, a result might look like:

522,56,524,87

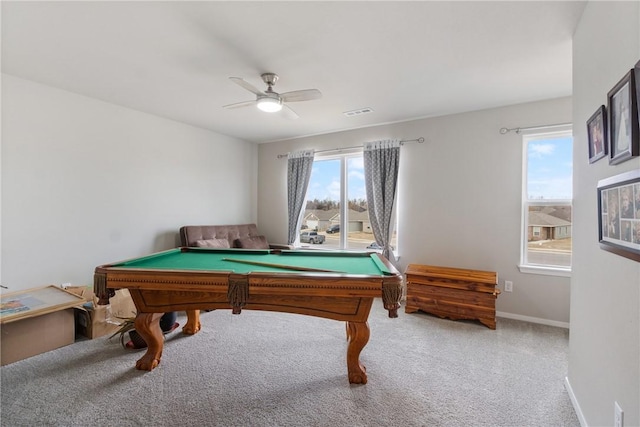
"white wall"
1,75,257,291
258,96,572,325
569,2,640,426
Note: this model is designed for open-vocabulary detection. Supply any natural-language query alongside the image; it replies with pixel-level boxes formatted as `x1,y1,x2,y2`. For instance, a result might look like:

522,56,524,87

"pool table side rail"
94,269,400,297
94,249,403,316
94,273,403,317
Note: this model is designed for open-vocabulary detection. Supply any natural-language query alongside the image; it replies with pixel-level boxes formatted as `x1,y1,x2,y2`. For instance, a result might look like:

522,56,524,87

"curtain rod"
499,122,571,135
276,137,425,159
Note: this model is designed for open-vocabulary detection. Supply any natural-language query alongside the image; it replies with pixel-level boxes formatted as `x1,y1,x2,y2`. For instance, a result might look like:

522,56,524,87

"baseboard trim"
565,376,587,426
496,311,570,329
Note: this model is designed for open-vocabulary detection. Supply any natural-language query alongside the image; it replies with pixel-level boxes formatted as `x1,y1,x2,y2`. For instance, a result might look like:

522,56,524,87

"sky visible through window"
527,136,573,200
307,157,366,201
307,137,573,203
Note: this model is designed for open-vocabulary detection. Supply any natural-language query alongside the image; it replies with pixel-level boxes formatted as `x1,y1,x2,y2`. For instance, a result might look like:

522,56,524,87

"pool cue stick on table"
222,258,344,273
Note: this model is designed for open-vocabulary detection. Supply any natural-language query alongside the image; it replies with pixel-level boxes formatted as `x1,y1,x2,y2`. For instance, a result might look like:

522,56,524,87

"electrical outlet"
504,281,513,292
614,401,624,427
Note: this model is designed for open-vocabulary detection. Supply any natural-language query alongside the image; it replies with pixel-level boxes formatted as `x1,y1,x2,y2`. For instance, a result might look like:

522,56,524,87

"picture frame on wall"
597,169,640,262
635,59,640,135
607,69,639,165
587,105,607,163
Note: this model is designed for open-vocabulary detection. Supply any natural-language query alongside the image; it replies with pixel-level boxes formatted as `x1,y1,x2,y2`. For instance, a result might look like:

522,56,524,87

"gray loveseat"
179,224,291,250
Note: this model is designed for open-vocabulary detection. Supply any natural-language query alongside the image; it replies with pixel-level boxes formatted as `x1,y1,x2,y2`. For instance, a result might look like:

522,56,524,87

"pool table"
94,247,402,384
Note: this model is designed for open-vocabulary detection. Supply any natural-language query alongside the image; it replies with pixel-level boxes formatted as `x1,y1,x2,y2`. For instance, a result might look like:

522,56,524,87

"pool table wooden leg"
183,310,201,335
346,321,370,384
133,312,164,371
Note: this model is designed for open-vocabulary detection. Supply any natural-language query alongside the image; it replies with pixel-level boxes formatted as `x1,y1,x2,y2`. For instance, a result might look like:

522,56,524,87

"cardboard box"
1,309,75,365
74,305,119,339
0,285,86,365
72,288,137,339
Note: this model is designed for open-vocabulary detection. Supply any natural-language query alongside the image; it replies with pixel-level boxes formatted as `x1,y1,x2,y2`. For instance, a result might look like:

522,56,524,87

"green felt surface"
114,248,390,276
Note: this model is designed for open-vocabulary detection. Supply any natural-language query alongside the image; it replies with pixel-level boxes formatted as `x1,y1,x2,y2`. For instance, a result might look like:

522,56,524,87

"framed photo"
587,105,607,163
608,69,639,165
636,59,640,135
597,169,640,262
0,285,86,323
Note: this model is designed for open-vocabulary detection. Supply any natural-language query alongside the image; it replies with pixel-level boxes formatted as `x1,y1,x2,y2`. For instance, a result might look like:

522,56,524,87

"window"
520,128,573,276
298,152,397,251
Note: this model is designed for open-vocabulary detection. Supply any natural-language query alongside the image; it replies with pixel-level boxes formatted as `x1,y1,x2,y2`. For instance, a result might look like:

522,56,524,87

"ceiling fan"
223,73,322,119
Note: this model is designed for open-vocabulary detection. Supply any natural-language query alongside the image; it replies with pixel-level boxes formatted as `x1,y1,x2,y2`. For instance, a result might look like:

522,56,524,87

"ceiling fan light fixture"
257,97,282,112
225,74,320,118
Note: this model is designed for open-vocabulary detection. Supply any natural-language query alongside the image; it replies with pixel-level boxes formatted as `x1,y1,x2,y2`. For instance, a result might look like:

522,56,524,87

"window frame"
518,126,573,277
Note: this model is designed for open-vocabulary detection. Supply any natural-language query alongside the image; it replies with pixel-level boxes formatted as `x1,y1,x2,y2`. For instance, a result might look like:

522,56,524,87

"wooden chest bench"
405,264,500,329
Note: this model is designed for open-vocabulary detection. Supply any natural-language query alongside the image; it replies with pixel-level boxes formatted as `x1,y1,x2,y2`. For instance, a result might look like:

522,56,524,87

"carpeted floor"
1,300,579,426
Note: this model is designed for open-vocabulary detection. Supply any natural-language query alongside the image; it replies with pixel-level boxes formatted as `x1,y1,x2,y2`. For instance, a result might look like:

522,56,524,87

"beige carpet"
1,300,579,426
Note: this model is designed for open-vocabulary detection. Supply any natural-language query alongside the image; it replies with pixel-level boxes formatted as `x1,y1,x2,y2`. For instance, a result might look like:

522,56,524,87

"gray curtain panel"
287,150,315,245
363,139,400,263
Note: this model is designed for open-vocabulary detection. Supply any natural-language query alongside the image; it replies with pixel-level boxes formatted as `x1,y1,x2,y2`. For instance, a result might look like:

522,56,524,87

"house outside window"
520,127,573,276
532,226,541,237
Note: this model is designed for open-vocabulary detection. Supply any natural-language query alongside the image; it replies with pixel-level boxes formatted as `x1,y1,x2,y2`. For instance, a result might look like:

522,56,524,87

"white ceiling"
2,1,586,144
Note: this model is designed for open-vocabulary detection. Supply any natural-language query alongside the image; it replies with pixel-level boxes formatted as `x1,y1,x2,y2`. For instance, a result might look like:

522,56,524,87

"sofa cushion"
180,224,260,248
180,224,292,250
196,238,231,248
234,235,270,249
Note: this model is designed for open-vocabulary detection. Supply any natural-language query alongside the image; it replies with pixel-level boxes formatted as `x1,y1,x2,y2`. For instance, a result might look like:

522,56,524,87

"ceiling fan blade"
222,100,256,109
229,77,264,96
280,89,322,103
281,104,300,120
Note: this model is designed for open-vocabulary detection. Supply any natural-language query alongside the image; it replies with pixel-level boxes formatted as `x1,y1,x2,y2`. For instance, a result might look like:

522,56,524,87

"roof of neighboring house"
539,206,572,222
303,208,371,222
304,209,339,221
303,212,320,221
348,210,370,221
529,211,572,227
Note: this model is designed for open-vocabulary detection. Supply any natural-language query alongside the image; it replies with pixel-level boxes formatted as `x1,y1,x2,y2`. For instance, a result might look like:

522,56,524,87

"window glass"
298,153,397,251
301,158,340,249
522,131,573,272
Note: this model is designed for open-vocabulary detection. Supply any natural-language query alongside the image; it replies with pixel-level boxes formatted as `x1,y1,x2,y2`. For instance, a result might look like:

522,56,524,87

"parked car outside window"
366,242,394,250
326,224,340,234
300,231,325,244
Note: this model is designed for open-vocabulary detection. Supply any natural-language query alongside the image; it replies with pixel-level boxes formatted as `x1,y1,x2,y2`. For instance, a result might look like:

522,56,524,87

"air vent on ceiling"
343,107,374,117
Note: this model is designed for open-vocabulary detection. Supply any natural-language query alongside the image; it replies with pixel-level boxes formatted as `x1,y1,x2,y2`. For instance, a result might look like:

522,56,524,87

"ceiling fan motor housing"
261,73,279,88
